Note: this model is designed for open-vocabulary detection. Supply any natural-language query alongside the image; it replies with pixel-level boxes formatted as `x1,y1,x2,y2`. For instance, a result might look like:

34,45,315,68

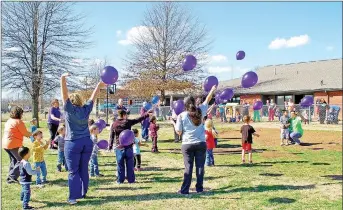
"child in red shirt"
149,116,159,153
205,119,216,166
240,115,260,164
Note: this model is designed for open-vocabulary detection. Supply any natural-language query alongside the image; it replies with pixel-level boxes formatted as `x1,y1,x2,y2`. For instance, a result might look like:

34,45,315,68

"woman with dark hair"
60,73,104,205
2,106,32,184
172,85,216,195
318,98,328,124
48,99,62,149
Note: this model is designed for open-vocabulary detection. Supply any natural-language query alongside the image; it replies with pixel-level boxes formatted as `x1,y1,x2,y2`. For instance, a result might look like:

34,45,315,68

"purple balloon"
119,129,135,146
97,140,109,150
173,99,185,115
182,55,197,71
241,71,258,88
101,66,119,85
236,51,245,60
215,95,222,104
203,76,219,92
253,101,263,110
97,119,106,129
219,88,234,101
301,96,314,107
94,122,104,133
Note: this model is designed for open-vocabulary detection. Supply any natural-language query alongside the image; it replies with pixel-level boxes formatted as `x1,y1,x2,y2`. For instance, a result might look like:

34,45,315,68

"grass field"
1,119,342,210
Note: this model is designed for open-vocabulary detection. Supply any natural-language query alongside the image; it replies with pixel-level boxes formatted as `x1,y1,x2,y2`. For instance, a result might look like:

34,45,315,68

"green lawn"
1,120,342,210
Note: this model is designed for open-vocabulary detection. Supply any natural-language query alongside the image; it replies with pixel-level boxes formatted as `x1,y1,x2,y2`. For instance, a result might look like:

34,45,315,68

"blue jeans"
90,155,99,176
34,161,47,184
57,151,68,171
290,132,302,144
115,147,135,183
65,137,93,200
205,149,215,166
20,184,31,208
214,138,218,147
141,124,149,140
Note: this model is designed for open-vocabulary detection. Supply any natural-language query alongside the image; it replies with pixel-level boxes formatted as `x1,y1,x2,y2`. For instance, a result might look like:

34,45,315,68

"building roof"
218,58,342,95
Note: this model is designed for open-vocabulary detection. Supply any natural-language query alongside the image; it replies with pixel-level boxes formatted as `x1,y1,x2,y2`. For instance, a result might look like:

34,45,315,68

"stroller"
326,105,340,124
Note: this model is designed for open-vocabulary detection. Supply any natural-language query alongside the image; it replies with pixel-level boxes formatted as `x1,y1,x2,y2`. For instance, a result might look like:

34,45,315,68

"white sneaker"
68,199,77,205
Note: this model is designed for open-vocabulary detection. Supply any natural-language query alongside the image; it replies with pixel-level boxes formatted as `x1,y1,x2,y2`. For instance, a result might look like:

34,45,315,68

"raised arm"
207,104,216,115
90,82,105,102
204,86,217,105
130,110,153,125
60,73,70,105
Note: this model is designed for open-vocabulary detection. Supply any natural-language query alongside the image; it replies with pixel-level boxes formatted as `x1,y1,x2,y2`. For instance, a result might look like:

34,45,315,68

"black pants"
4,148,21,181
180,142,206,194
151,136,158,152
134,154,141,168
48,123,59,149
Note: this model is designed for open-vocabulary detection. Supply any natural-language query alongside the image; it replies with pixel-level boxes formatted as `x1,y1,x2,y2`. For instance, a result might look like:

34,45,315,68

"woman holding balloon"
173,85,216,195
60,73,104,205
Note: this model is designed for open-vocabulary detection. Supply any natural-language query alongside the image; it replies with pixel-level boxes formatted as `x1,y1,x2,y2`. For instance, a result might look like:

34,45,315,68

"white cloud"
116,30,122,37
210,54,228,63
326,46,334,51
118,26,153,46
208,65,250,74
268,34,310,50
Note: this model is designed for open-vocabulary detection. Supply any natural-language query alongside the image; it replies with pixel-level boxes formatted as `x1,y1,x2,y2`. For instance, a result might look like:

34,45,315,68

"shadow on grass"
216,144,241,149
216,163,273,168
259,173,283,177
321,175,342,180
269,197,296,204
97,186,151,191
300,142,322,146
311,148,324,150
143,167,183,172
34,184,315,208
218,137,241,140
291,152,303,155
312,162,330,166
215,149,267,155
259,160,308,164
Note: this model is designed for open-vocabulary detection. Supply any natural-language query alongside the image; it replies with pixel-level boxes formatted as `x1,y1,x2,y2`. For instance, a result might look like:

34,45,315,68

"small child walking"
29,118,37,143
280,110,290,146
19,147,40,210
149,116,159,153
89,124,104,177
205,119,216,166
31,130,50,186
133,129,146,171
240,115,260,164
54,125,68,172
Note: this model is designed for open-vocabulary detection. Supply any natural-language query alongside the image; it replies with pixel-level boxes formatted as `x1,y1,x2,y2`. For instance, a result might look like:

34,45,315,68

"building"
218,58,342,119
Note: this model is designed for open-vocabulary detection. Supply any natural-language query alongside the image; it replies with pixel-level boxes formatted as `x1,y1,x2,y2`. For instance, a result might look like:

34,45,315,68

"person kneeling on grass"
240,115,260,164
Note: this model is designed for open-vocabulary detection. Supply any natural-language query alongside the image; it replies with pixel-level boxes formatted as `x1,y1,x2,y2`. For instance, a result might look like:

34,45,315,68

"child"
29,118,37,143
133,129,146,171
88,119,95,127
302,110,309,125
54,125,68,172
240,115,260,164
89,124,104,177
19,147,40,210
31,130,50,185
280,110,290,146
275,108,281,121
149,116,159,153
205,119,216,166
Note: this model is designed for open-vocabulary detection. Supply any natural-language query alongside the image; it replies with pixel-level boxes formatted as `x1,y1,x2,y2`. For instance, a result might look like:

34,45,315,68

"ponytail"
184,96,202,126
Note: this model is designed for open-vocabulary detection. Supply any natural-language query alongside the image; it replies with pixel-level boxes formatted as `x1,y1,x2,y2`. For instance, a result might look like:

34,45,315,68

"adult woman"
318,99,328,124
252,99,261,122
173,85,216,194
2,106,31,184
60,73,103,205
48,99,62,149
287,99,295,116
289,111,305,145
241,100,250,117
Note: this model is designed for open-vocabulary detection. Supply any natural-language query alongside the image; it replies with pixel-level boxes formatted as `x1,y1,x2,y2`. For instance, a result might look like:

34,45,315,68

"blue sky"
74,2,342,81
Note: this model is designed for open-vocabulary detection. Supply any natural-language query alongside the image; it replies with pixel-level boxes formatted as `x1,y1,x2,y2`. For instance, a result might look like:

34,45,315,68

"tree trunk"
32,93,40,128
160,89,165,105
96,98,99,117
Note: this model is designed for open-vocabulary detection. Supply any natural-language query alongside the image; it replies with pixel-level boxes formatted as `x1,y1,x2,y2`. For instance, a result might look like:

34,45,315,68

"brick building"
218,58,342,119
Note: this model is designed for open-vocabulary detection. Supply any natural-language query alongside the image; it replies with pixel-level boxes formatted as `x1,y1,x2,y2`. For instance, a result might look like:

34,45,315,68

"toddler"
149,116,159,152
32,130,50,186
280,110,290,146
54,125,68,172
240,115,260,164
89,124,104,177
29,118,37,143
205,119,216,166
133,129,146,171
19,147,40,210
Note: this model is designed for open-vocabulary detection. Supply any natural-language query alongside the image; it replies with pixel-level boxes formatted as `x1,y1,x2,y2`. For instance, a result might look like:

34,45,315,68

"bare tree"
123,2,211,103
2,2,92,126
